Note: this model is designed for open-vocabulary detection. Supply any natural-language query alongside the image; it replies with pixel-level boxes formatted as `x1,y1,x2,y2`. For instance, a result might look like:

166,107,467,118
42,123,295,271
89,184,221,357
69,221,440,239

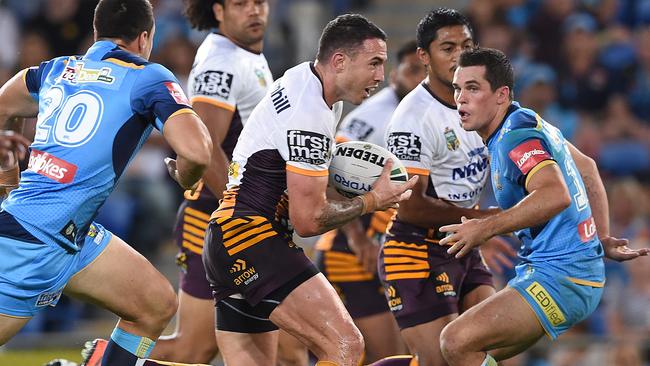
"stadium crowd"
0,0,649,365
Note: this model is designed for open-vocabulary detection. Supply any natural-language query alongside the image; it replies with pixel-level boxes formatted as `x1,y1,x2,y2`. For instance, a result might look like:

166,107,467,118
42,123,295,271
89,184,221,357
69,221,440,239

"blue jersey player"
436,47,649,366
0,1,212,366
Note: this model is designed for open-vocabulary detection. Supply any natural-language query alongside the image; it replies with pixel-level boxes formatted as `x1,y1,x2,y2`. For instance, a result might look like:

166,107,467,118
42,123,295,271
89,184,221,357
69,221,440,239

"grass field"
0,349,81,366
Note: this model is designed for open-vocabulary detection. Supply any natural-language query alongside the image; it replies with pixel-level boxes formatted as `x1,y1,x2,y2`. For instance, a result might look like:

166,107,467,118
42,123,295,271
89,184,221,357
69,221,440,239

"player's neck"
103,38,144,58
424,75,455,107
479,104,510,141
220,31,263,54
312,61,336,108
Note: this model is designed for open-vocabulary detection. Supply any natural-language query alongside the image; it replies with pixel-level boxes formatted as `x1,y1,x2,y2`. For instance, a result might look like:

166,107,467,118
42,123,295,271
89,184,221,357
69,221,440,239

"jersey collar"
84,40,120,61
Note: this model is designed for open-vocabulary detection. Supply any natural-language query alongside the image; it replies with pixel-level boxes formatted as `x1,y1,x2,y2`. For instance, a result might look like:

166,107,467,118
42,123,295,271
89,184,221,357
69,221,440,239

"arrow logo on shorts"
229,259,247,273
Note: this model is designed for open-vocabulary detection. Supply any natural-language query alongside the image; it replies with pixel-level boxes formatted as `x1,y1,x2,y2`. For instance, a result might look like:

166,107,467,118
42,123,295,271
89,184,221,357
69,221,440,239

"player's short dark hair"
396,40,418,63
459,47,514,99
184,0,222,30
416,8,473,50
316,14,387,62
94,0,154,42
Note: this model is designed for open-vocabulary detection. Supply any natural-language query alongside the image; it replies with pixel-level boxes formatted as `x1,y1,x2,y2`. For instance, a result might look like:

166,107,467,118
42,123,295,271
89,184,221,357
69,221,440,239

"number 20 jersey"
2,41,193,252
488,102,603,281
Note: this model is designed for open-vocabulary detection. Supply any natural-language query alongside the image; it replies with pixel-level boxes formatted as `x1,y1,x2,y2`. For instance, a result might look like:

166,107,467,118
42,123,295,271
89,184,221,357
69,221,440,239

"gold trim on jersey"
323,251,374,282
190,96,236,112
104,58,145,69
211,187,239,219
214,215,278,256
382,240,430,281
181,206,210,255
286,164,329,177
566,277,605,288
524,160,556,190
168,108,198,120
405,167,430,176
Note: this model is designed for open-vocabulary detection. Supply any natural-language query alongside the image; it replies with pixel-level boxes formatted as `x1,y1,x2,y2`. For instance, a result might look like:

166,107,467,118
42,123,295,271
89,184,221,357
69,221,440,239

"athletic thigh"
216,329,279,366
441,287,544,357
64,234,176,322
269,273,360,359
0,315,30,345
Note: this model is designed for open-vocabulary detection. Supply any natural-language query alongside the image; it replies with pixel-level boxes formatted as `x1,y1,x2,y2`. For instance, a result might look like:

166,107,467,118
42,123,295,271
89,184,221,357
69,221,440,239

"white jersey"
386,82,489,208
336,87,399,147
212,62,342,222
185,32,273,200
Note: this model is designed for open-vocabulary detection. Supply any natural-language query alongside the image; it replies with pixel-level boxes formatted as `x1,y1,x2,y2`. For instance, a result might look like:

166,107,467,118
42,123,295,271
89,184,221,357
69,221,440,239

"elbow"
290,213,321,237
555,190,572,213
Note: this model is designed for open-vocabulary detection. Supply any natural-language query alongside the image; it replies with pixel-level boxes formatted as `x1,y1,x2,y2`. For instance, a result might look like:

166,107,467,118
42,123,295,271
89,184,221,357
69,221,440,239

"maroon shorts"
173,199,216,300
203,215,318,306
378,235,493,330
316,249,389,319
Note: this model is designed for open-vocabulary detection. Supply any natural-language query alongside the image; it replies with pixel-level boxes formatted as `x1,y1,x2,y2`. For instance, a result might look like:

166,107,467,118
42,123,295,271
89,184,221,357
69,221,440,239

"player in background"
0,1,211,366
312,39,425,364
150,0,273,363
379,8,515,366
440,47,649,366
201,14,417,366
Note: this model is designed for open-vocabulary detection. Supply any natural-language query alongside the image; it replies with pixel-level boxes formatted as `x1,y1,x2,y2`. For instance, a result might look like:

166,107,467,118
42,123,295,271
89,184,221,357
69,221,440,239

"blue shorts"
508,261,604,339
0,216,112,317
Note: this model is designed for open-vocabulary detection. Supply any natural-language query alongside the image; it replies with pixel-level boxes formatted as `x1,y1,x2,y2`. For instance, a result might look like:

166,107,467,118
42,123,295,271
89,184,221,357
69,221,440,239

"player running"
0,1,212,366
440,47,649,366
202,14,417,366
151,0,273,363
313,40,424,363
379,8,515,366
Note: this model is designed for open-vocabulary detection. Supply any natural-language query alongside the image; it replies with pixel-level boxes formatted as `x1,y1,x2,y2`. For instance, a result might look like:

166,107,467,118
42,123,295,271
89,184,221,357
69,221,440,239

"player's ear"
496,86,510,105
214,2,224,24
332,52,346,73
416,47,430,67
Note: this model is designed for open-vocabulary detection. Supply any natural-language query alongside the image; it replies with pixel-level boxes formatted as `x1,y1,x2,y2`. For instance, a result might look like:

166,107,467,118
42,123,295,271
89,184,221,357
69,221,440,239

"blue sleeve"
24,60,54,100
130,63,194,131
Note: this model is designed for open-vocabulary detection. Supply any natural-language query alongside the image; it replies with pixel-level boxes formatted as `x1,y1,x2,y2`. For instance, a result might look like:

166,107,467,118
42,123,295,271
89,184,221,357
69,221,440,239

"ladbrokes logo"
287,130,331,165
387,132,421,161
578,216,597,242
508,140,551,175
28,149,77,183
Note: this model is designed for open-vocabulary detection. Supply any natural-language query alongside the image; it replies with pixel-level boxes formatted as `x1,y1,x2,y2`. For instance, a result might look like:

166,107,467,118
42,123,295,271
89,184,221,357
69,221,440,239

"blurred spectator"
15,31,53,71
517,63,581,140
25,0,95,57
528,0,576,69
152,36,197,92
0,2,18,84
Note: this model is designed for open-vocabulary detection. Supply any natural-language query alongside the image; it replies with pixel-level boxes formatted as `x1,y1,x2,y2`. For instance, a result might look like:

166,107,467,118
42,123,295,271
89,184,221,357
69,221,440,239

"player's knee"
142,284,178,329
439,322,466,361
340,323,365,362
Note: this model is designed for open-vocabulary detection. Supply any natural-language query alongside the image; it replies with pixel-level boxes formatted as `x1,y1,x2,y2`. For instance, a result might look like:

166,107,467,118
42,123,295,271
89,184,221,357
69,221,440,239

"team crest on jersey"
255,68,267,87
342,119,374,140
228,161,240,179
386,132,421,161
193,70,233,99
444,127,460,151
60,62,115,85
287,130,331,165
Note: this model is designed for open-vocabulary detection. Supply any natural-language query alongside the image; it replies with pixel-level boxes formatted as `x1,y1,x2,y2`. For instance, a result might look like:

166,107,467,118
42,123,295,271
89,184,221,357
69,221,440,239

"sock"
481,354,498,366
102,327,156,366
315,362,340,366
367,355,416,366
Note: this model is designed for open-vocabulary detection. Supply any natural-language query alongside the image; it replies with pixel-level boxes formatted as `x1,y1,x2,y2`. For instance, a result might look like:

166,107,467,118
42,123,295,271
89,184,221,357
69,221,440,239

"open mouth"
458,110,470,120
364,85,378,97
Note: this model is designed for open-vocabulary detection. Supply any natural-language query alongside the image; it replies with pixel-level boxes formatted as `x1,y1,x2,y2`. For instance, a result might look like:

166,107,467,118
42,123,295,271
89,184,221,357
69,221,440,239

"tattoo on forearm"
316,197,364,233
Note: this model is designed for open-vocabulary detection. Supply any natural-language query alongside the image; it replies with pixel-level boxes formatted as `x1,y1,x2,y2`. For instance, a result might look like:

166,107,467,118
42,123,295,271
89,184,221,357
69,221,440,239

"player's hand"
349,235,380,273
164,157,200,193
601,235,650,262
0,130,30,160
364,159,418,212
439,216,493,258
479,236,518,274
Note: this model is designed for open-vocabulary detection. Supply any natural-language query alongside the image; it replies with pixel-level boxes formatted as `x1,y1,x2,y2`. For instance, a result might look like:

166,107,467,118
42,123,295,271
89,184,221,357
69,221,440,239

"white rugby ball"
329,141,408,198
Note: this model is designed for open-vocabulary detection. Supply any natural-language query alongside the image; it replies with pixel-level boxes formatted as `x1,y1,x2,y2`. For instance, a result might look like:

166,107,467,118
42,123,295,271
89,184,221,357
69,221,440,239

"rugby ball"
329,141,408,198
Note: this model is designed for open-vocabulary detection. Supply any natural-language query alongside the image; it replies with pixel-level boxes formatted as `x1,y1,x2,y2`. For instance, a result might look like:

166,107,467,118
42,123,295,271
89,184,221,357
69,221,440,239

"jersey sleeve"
497,128,556,189
385,114,434,176
130,63,194,131
188,60,240,112
277,110,333,177
23,60,56,100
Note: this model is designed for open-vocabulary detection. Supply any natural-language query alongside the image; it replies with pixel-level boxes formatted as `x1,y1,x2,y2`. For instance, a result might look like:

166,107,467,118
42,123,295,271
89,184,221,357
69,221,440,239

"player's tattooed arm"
288,160,417,237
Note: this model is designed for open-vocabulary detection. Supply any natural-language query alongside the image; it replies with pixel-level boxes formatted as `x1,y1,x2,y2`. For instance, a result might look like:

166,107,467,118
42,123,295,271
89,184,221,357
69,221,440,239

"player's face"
392,52,426,100
453,65,506,135
339,38,387,105
420,25,473,87
217,0,268,47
